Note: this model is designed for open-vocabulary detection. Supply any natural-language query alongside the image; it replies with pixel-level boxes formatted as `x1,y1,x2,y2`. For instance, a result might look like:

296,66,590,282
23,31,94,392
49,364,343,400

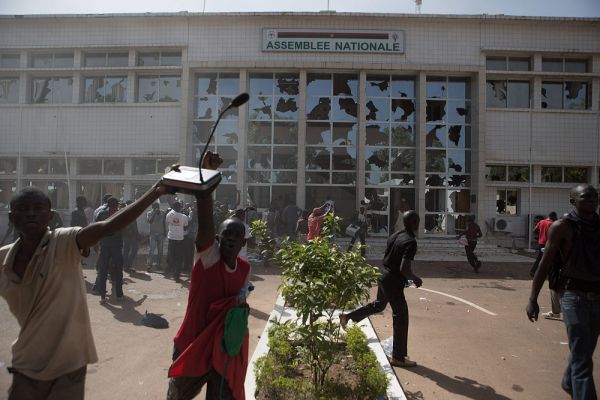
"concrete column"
72,72,81,104
73,49,83,68
127,71,136,103
356,70,367,209
237,69,248,206
415,72,426,238
180,47,193,165
473,70,487,228
297,70,307,210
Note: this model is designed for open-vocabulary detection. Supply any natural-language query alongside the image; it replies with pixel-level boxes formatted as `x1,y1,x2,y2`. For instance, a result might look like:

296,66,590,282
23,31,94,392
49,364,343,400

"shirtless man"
526,184,600,399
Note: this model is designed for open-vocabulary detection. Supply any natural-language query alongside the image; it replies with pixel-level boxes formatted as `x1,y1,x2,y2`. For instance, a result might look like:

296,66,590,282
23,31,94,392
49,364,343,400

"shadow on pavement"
101,295,148,326
404,365,512,400
126,270,152,281
249,308,270,321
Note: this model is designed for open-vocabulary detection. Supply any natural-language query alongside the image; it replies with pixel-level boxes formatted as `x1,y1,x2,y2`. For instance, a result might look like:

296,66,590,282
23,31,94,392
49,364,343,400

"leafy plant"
249,219,278,266
275,213,380,388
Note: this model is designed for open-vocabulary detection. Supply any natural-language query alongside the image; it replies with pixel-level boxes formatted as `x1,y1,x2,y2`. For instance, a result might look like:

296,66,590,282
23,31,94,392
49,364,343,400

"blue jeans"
148,233,164,266
561,290,600,400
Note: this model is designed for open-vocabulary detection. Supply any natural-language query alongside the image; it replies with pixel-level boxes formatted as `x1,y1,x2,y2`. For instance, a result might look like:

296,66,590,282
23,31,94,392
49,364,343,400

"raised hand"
202,151,223,170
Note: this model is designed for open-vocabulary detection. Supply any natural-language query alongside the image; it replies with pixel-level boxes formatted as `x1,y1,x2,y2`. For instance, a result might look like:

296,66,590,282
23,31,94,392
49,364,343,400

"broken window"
496,189,518,216
84,76,127,103
0,78,19,104
507,166,530,182
542,81,589,109
32,77,72,104
486,80,529,108
137,75,181,103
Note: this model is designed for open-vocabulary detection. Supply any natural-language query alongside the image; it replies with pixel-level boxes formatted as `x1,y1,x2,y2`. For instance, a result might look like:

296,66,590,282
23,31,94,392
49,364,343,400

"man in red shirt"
166,151,251,400
307,203,331,241
530,211,560,319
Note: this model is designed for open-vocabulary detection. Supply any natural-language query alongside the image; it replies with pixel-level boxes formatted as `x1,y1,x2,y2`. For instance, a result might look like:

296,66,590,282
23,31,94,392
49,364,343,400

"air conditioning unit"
494,218,515,232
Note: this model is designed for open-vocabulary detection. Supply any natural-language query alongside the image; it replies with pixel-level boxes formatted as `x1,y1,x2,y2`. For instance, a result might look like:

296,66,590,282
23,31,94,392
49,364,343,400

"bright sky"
0,0,599,17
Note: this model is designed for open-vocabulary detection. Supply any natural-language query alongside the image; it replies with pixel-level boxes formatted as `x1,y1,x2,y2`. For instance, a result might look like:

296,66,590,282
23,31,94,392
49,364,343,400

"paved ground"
1,254,599,399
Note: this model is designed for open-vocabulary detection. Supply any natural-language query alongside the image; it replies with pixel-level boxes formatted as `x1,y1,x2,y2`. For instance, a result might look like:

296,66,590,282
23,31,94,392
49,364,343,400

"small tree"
249,219,278,266
275,213,380,388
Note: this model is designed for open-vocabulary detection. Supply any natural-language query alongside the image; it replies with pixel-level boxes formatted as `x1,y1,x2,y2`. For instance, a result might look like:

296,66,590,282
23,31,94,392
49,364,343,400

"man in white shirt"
165,201,189,281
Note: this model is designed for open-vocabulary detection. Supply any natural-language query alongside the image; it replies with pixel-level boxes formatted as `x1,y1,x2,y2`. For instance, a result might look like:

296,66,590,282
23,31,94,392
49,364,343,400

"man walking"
94,197,124,303
458,216,482,272
530,211,561,320
347,206,368,257
165,201,188,281
526,184,600,399
340,211,423,368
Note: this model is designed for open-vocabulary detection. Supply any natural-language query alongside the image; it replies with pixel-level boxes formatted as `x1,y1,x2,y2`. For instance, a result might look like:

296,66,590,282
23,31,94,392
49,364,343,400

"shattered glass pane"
215,120,239,144
541,82,562,109
391,77,415,98
0,78,19,104
426,100,446,122
447,189,470,213
447,150,470,173
272,171,296,184
32,78,51,103
192,121,212,143
426,125,446,148
366,75,390,96
138,52,159,67
426,174,446,187
274,96,298,120
486,80,507,108
366,172,390,185
333,74,358,96
218,146,238,170
390,174,415,186
306,97,331,120
197,74,217,95
391,124,414,147
275,73,299,95
138,76,158,103
391,149,416,171
366,124,389,146
159,76,181,102
564,82,587,109
103,77,127,103
426,78,446,98
249,95,272,120
365,147,389,172
447,175,471,187
334,97,358,121
391,99,415,122
196,96,217,119
424,213,446,234
219,96,238,118
447,101,470,124
365,98,389,121
332,123,357,146
447,125,471,148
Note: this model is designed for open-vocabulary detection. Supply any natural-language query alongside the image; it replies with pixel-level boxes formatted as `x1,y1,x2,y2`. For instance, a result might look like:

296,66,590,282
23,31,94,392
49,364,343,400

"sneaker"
388,356,417,368
339,314,349,329
542,312,561,320
99,298,107,305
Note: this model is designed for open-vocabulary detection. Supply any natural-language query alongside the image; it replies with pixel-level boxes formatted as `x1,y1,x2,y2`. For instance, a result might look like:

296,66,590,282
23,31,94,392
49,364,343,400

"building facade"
0,12,599,241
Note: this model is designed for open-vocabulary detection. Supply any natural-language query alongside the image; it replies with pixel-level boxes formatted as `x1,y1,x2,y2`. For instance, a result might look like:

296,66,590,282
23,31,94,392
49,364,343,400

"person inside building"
165,201,189,282
167,151,251,400
347,206,368,257
457,216,483,272
526,184,600,400
0,181,174,400
529,211,561,320
70,196,89,228
340,210,423,368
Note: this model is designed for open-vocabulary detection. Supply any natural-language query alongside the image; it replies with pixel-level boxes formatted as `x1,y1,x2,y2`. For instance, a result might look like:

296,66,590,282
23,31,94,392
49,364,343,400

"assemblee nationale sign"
262,29,404,54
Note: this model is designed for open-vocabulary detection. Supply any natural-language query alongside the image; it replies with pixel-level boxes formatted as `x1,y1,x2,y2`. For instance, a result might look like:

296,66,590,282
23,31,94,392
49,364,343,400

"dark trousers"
123,238,139,268
96,243,124,298
348,230,366,257
465,240,479,269
561,291,600,400
167,239,185,278
166,347,233,400
182,236,195,273
530,245,544,277
347,271,409,359
9,366,86,400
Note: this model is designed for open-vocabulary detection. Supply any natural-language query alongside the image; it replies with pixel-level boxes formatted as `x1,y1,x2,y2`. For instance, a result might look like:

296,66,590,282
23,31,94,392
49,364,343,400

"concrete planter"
245,294,407,400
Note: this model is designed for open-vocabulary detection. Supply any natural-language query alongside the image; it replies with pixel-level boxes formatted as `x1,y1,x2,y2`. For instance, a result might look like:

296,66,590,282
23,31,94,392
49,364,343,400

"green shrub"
345,326,389,399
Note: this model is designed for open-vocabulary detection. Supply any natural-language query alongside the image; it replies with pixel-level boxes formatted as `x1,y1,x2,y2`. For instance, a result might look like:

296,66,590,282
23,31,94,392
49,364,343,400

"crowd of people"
0,155,598,400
